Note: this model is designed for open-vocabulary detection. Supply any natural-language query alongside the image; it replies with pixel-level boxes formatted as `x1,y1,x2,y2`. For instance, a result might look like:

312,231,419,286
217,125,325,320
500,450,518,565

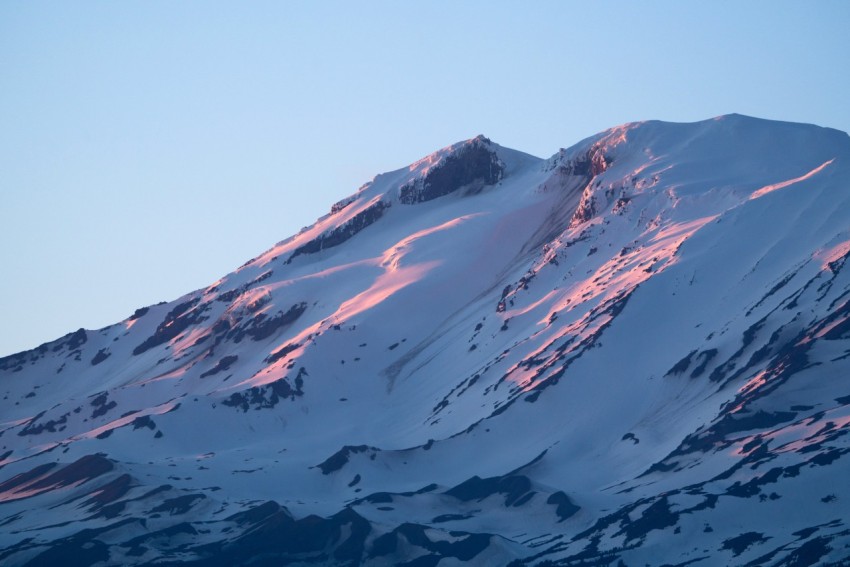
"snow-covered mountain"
2,115,850,566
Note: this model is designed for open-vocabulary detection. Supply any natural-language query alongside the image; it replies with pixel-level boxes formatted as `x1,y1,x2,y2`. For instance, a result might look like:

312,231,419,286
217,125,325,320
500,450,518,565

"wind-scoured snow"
2,115,850,566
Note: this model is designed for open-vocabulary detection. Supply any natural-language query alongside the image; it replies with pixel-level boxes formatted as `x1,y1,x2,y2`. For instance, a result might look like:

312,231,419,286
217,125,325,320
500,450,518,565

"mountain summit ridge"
2,115,850,566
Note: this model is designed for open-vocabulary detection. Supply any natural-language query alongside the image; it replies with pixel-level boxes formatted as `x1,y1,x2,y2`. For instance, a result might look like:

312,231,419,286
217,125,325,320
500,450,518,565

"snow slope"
2,115,850,566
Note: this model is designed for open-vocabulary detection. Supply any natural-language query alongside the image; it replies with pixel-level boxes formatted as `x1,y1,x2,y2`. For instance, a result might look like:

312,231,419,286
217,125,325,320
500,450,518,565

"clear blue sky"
1,1,848,357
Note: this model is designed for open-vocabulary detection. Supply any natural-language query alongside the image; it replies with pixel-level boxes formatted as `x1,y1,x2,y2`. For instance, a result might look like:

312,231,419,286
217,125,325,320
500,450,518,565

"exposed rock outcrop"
399,137,504,204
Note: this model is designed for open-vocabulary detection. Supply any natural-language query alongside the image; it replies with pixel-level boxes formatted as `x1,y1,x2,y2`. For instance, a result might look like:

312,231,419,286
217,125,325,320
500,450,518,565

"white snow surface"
2,115,850,565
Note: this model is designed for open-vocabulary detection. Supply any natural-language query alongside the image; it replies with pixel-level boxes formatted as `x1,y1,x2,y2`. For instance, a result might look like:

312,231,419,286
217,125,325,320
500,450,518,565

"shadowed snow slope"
3,115,850,566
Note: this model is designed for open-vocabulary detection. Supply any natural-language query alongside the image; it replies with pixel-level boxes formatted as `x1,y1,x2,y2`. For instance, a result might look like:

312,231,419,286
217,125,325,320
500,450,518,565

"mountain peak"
4,116,850,566
398,135,505,204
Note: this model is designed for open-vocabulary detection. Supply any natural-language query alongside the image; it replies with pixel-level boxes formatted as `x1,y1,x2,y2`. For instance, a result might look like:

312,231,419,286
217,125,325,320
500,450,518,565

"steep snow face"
2,115,850,566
